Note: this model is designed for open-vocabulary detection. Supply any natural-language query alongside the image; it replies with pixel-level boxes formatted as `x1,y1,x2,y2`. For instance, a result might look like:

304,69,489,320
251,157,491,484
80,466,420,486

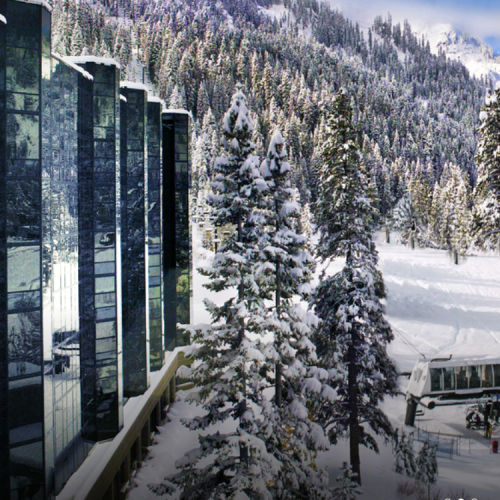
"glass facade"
147,99,163,371
72,59,123,442
0,2,187,498
120,84,149,396
0,1,46,498
162,111,191,350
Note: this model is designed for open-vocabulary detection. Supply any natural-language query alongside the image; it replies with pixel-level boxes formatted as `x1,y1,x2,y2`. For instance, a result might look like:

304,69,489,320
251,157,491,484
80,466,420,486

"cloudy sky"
329,0,500,53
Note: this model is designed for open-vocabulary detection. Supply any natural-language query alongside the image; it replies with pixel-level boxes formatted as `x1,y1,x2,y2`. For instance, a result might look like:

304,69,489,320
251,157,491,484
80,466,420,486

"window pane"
95,292,116,308
95,277,114,293
494,365,500,387
468,366,481,389
96,321,116,339
95,248,114,263
6,2,41,49
481,365,494,388
6,92,39,112
94,96,114,127
430,368,442,392
456,366,467,389
442,367,455,391
6,48,39,93
95,262,115,275
7,180,40,242
6,113,39,159
96,337,116,354
8,246,40,292
8,312,42,372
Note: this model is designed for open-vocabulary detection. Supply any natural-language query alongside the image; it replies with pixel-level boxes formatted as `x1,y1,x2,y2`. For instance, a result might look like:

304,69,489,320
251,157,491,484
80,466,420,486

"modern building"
146,97,164,372
119,81,149,397
162,110,192,350
0,1,192,499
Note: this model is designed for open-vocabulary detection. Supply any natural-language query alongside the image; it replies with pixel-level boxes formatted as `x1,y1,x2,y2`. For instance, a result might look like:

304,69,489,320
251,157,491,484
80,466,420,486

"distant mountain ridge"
418,22,500,83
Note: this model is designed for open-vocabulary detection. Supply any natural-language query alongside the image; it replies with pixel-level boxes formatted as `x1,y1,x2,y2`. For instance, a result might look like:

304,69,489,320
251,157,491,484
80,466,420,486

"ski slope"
127,230,500,500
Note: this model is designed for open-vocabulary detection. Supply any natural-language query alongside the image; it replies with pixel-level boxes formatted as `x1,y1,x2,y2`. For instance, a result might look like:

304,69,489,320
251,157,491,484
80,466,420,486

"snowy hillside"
419,23,500,83
126,230,500,500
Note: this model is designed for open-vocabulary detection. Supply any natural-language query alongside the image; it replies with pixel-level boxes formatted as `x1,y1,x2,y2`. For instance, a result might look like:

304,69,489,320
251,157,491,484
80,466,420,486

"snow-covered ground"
127,229,500,499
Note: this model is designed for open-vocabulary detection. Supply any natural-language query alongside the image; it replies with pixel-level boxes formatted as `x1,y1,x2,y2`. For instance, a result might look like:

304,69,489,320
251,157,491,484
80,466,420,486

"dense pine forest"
52,0,497,255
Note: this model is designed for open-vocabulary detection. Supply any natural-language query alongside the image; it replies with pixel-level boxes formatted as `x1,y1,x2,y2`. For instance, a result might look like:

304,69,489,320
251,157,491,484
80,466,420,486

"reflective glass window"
95,292,116,308
96,306,115,321
456,366,467,389
94,83,114,97
95,248,115,263
8,290,40,311
6,48,39,93
93,65,114,84
8,376,43,432
94,140,115,158
96,337,116,354
7,246,40,292
96,321,116,339
97,377,117,394
9,441,44,499
6,113,39,158
6,92,39,111
493,364,500,387
5,1,41,48
94,96,114,127
468,366,481,389
442,367,455,391
481,365,493,388
95,276,114,294
6,159,40,177
95,232,115,248
95,262,115,276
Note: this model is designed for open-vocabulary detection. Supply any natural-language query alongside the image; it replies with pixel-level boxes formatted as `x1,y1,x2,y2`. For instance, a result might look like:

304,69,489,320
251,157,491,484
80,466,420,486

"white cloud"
328,0,500,41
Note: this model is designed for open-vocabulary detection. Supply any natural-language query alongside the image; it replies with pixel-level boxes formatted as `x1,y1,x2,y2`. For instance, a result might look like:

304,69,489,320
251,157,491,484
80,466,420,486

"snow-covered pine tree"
390,191,425,249
471,85,500,252
394,430,417,477
431,162,471,261
332,462,362,500
258,130,333,498
311,89,398,485
415,439,438,485
166,87,281,498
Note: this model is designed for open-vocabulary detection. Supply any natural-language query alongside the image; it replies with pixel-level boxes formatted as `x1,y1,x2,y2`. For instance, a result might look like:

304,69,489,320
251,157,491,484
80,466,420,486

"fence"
413,427,463,459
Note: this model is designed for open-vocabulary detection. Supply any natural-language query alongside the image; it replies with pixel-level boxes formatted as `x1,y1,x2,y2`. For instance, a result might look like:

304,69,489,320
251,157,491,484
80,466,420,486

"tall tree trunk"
275,260,282,408
237,209,248,464
348,336,361,485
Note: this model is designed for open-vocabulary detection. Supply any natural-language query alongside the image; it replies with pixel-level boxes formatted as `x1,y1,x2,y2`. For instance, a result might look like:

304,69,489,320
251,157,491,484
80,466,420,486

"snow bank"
120,81,149,91
55,53,93,80
65,55,121,69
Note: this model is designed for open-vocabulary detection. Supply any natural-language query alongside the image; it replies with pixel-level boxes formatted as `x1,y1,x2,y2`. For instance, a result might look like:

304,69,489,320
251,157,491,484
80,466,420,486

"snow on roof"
147,95,164,104
119,94,127,102
162,108,190,115
16,0,52,12
55,54,93,81
0,14,7,24
120,80,148,91
59,348,185,500
64,56,121,69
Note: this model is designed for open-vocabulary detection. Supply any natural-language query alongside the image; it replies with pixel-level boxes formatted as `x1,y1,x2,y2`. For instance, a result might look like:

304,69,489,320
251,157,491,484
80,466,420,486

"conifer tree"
415,439,438,485
332,462,362,500
258,130,333,498
166,87,270,497
311,89,398,486
472,85,500,251
394,430,417,477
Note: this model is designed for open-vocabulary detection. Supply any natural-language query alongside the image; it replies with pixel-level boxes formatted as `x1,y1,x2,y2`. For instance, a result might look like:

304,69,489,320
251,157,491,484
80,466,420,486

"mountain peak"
417,22,500,82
